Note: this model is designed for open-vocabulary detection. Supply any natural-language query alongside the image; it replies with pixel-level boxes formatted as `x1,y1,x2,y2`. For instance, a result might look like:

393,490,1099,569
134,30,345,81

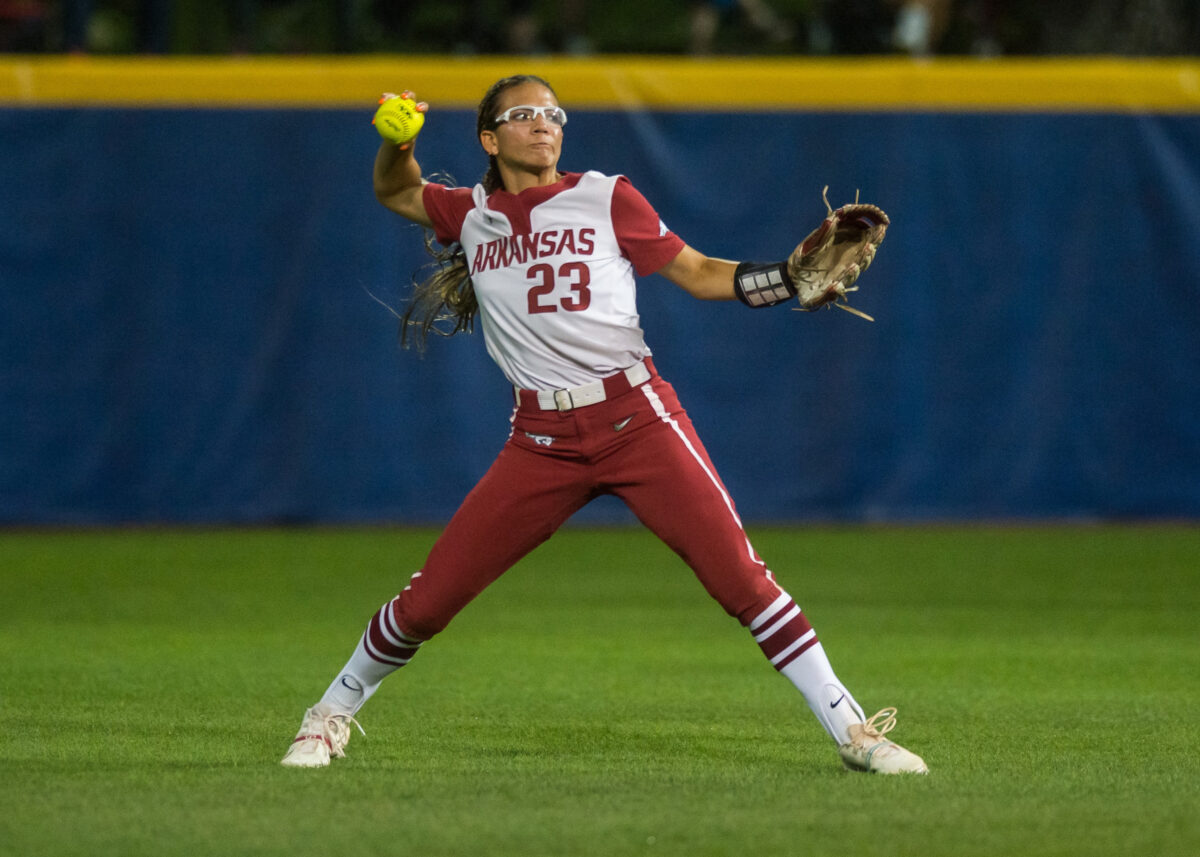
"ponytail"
399,234,476,351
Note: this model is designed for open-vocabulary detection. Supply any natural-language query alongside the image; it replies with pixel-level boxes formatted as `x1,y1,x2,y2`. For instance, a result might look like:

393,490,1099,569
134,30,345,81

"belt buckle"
553,389,574,411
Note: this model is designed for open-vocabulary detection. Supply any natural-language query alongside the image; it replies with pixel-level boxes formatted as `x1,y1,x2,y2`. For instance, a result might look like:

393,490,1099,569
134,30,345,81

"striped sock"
749,591,864,744
320,595,425,715
749,592,820,670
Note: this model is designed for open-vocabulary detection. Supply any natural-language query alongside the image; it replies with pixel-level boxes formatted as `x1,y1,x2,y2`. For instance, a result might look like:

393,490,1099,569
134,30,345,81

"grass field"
2,525,1197,857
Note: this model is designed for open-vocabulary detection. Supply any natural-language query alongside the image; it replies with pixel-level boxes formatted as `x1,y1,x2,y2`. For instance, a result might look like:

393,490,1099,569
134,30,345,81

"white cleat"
838,707,928,775
280,703,364,768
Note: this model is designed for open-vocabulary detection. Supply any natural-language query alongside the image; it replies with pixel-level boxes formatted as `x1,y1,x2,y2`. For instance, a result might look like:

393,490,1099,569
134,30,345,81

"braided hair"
400,74,558,350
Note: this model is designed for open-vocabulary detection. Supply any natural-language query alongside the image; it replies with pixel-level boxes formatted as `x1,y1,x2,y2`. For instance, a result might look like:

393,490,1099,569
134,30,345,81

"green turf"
2,525,1197,857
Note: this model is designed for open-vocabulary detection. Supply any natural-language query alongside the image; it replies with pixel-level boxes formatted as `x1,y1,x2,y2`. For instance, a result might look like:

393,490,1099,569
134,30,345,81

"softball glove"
787,187,889,321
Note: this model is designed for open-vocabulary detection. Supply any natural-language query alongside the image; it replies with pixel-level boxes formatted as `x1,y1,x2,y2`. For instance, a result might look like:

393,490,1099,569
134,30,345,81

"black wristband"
733,261,797,308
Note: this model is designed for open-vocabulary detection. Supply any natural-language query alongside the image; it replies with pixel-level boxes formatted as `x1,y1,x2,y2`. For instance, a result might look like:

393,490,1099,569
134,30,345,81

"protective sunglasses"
494,104,569,127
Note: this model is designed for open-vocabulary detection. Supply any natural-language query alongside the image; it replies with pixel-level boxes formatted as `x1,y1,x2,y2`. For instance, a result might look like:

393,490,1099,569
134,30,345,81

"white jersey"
423,171,684,390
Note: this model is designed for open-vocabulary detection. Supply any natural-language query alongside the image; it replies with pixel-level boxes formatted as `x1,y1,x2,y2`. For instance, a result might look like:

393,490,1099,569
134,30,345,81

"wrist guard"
733,261,797,308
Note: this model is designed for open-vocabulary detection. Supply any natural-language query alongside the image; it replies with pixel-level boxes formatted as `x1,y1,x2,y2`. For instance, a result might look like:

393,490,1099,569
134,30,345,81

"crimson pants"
394,360,784,640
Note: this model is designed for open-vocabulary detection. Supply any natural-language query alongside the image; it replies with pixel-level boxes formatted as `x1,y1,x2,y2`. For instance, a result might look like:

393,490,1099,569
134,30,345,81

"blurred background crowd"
1,0,1198,57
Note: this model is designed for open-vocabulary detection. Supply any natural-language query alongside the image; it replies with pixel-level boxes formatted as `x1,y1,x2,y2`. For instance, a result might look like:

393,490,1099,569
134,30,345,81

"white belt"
529,361,652,412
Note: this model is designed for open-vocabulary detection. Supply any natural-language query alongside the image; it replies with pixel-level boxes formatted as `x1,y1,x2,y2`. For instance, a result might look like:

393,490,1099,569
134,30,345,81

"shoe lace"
859,707,898,740
322,711,366,758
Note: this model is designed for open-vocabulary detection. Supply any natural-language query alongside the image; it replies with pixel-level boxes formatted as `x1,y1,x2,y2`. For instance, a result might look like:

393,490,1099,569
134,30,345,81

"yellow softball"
373,96,425,145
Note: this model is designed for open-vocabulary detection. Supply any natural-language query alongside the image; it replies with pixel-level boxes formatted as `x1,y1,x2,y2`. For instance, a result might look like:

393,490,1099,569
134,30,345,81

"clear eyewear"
494,105,568,127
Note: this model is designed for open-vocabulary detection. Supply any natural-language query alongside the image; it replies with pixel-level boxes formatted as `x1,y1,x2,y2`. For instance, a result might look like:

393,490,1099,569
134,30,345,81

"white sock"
318,636,394,715
747,592,866,744
778,642,865,744
317,596,426,715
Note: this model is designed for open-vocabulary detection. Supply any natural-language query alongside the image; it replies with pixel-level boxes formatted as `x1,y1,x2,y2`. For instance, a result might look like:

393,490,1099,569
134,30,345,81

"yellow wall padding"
2,55,1199,112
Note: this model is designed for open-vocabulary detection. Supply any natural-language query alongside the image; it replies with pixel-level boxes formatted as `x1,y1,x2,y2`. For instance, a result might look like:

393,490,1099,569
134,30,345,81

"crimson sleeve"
610,176,686,276
421,183,475,246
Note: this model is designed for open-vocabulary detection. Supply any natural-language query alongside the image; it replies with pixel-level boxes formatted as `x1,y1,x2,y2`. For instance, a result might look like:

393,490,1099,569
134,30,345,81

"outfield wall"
2,57,1198,524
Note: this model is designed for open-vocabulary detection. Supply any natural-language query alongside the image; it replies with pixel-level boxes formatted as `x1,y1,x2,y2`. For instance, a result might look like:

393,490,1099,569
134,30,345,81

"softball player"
282,74,927,775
